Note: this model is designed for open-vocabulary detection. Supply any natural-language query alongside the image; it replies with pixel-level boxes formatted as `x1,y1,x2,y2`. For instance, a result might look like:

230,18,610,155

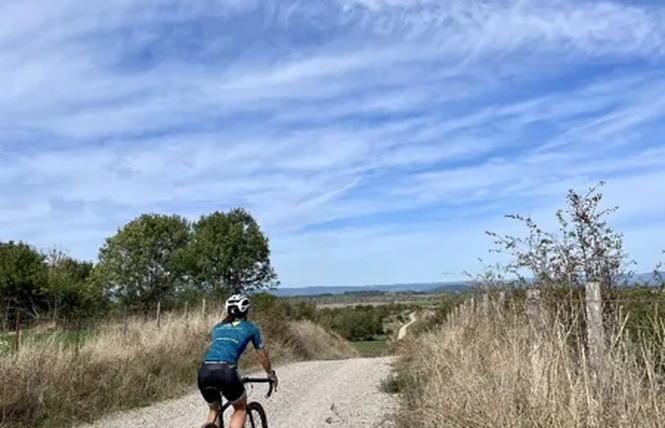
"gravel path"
397,312,417,340
76,357,397,428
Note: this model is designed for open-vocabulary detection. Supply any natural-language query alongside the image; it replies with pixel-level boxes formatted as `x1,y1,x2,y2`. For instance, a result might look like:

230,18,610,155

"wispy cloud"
1,0,665,286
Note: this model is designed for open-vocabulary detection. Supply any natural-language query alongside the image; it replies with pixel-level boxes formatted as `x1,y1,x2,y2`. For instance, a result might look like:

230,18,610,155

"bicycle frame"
214,377,274,427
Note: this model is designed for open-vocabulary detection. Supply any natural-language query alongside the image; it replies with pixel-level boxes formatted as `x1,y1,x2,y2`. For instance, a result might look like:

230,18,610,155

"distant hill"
269,272,665,298
624,271,664,286
269,281,472,297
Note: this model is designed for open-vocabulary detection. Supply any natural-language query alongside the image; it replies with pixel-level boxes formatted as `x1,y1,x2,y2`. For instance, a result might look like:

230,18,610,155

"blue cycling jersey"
202,319,264,366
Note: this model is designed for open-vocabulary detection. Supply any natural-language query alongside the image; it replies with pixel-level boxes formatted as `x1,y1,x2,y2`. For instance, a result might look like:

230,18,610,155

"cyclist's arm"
256,348,272,374
251,326,272,374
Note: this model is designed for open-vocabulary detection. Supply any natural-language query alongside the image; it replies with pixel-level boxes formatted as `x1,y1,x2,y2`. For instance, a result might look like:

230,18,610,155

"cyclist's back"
203,318,263,366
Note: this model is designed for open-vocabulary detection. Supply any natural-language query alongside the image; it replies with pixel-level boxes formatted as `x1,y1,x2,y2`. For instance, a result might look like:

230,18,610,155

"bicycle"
203,376,276,428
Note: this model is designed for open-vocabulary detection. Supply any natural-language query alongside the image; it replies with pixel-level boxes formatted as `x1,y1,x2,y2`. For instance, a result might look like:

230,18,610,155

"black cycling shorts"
197,363,245,405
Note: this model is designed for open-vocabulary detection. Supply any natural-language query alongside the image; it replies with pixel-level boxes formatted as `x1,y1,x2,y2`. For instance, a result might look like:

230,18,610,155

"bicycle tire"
246,401,268,428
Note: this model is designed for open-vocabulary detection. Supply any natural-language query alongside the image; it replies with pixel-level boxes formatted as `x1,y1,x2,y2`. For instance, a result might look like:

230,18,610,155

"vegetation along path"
75,357,397,428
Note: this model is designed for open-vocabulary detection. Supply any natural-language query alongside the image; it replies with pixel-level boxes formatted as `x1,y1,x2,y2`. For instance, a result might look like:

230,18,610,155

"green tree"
289,301,317,321
95,213,191,314
317,306,386,341
45,247,99,325
184,208,278,295
0,241,48,327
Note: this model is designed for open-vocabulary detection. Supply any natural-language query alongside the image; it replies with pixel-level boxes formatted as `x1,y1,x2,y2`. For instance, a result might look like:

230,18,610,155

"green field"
351,339,389,357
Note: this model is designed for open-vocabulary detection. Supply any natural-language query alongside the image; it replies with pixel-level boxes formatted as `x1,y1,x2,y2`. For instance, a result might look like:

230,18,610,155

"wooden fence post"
526,289,540,332
184,301,189,318
75,319,82,357
122,306,128,338
448,306,454,327
526,288,544,399
497,290,506,314
0,305,5,333
585,281,605,374
14,307,20,352
482,293,489,317
201,299,207,317
156,300,162,329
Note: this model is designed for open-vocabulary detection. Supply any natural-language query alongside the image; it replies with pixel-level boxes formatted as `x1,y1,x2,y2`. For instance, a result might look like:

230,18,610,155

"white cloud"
1,0,665,286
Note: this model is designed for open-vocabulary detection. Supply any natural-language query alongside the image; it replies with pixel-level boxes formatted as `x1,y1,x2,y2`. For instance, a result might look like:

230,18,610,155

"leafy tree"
337,309,383,341
184,208,278,296
95,213,191,314
486,181,632,290
0,241,48,326
289,301,317,321
316,305,386,341
249,292,280,313
45,247,99,325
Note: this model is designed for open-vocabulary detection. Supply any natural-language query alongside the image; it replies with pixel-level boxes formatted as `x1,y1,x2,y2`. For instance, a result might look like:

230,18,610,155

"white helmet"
225,294,250,316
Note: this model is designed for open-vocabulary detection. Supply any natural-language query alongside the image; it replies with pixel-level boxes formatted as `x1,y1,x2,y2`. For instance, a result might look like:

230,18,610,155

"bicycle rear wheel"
245,402,268,428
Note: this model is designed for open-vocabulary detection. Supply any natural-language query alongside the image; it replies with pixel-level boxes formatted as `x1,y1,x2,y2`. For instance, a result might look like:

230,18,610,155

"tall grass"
394,298,665,427
0,311,356,428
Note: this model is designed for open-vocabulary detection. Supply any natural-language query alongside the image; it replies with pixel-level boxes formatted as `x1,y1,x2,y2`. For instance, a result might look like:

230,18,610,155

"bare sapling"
486,181,634,290
654,250,665,290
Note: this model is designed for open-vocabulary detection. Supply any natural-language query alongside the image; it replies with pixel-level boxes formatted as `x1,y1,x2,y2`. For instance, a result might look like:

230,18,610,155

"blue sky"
1,0,665,287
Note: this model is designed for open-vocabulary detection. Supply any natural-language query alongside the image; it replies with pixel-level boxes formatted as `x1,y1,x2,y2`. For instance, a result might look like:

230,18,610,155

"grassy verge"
392,299,665,427
0,311,356,428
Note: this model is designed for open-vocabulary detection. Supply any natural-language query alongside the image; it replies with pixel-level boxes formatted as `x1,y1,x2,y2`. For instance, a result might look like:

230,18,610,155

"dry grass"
394,300,665,428
0,311,356,428
282,320,359,360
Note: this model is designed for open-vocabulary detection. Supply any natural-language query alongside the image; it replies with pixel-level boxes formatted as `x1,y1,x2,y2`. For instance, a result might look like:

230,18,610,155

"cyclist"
197,294,278,428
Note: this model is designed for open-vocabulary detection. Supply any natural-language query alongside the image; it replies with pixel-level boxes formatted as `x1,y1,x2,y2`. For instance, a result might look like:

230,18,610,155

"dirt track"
75,357,397,428
397,312,417,340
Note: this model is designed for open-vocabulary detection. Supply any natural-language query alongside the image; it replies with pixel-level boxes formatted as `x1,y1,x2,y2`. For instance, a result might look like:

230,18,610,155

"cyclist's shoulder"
212,318,260,336
241,319,261,333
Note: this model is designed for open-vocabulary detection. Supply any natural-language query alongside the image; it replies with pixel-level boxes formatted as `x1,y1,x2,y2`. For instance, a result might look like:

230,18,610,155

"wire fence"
447,282,665,379
0,296,228,354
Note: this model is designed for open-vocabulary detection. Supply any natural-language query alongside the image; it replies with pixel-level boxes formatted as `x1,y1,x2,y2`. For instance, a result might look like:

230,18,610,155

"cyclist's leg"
205,402,221,426
228,394,248,428
197,364,223,427
220,366,247,428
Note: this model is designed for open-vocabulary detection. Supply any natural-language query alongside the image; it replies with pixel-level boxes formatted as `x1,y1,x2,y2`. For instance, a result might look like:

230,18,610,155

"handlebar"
241,377,275,398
